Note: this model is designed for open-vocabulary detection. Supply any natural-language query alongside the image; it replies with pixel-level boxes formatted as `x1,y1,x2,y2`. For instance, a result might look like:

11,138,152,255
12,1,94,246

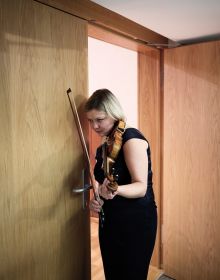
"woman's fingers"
103,178,110,187
89,198,104,212
99,199,104,207
97,178,118,200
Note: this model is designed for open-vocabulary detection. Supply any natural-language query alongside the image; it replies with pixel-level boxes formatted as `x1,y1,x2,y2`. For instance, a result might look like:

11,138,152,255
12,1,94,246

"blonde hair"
84,89,126,121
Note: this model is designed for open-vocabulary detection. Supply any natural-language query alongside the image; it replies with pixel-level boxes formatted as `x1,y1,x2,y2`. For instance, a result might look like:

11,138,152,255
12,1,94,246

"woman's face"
86,109,115,137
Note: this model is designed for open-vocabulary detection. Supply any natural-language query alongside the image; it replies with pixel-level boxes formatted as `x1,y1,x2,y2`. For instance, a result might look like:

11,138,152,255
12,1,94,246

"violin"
103,120,126,192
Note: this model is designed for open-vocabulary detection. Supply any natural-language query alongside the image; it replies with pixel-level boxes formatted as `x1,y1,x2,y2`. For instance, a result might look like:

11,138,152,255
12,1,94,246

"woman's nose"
92,121,99,129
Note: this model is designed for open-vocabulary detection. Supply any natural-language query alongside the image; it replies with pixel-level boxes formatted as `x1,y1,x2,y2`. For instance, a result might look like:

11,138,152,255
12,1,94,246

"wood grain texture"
0,0,90,279
36,0,168,45
138,49,162,267
88,23,157,54
91,217,105,280
163,41,220,280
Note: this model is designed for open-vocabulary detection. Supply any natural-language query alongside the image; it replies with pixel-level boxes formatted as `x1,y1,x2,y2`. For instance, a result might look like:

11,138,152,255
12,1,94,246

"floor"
90,217,105,280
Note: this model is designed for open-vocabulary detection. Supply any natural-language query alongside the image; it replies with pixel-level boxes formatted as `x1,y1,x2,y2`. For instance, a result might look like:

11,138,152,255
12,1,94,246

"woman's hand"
89,196,104,213
99,178,118,200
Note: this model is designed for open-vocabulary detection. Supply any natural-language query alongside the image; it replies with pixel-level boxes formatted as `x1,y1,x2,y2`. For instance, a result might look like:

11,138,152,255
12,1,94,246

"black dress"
94,128,157,280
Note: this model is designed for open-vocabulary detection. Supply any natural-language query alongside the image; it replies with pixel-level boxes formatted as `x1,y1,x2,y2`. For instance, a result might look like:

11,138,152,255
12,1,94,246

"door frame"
88,23,162,268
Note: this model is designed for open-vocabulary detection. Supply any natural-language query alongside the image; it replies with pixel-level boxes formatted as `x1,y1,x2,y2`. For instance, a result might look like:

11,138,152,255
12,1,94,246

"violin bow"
66,88,104,226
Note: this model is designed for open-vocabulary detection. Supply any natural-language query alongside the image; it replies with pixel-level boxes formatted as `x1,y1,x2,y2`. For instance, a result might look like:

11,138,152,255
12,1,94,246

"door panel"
138,50,161,267
0,1,90,279
163,41,220,279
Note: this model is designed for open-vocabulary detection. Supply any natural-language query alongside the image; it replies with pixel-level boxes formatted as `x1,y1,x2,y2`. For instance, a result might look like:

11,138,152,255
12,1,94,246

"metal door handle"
72,184,91,193
72,169,91,209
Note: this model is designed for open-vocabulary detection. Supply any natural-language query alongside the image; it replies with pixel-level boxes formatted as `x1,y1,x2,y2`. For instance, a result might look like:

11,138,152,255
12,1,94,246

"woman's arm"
117,138,148,198
99,138,149,199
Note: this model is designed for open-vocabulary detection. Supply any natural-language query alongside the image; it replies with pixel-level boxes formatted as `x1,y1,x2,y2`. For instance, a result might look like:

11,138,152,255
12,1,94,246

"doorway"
88,36,138,279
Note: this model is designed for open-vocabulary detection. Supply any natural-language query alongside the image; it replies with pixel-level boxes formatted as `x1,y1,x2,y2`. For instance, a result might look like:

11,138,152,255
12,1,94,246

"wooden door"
163,41,220,279
138,49,161,267
0,1,90,279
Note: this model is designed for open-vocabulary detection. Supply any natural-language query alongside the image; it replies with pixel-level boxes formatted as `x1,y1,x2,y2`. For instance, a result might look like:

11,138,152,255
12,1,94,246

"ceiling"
92,0,220,45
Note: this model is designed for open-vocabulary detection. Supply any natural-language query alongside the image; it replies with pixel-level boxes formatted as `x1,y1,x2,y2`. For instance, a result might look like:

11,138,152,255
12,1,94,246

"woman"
85,89,157,280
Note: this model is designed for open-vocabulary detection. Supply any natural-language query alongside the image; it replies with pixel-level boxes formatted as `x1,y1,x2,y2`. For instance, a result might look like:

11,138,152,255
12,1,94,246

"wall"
88,37,138,128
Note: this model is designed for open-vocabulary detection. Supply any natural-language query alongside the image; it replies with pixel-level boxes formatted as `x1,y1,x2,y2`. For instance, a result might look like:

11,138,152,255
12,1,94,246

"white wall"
88,37,138,128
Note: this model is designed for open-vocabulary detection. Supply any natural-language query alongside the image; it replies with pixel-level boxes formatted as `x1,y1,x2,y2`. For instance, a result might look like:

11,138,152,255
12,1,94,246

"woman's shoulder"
123,127,147,144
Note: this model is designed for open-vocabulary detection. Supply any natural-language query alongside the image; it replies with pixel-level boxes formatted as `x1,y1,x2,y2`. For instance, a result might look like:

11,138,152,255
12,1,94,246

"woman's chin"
95,131,105,137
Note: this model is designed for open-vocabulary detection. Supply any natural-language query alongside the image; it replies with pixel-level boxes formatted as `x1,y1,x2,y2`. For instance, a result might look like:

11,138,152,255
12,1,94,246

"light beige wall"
163,41,220,280
0,1,90,279
88,37,138,128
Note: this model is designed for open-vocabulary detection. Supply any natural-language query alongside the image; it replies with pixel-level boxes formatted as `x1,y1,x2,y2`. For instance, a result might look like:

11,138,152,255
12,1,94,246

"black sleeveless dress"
94,128,157,280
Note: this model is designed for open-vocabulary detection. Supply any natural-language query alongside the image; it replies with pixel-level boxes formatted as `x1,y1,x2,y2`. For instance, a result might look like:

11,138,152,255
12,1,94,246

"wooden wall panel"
138,49,161,267
88,23,159,54
163,41,220,279
36,0,168,46
0,1,90,279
